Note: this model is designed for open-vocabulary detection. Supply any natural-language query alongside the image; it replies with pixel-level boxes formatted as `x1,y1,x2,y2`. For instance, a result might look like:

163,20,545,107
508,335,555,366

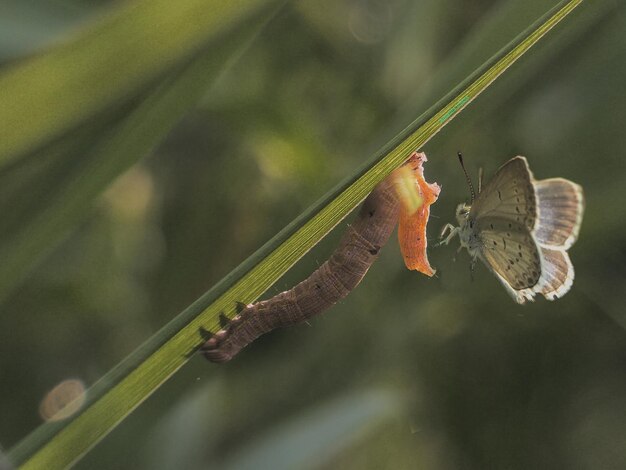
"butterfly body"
454,203,481,258
441,156,584,304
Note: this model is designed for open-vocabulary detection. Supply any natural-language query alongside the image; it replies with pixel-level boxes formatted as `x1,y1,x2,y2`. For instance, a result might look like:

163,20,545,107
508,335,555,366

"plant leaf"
8,0,582,468
220,389,402,470
0,3,282,304
0,0,280,169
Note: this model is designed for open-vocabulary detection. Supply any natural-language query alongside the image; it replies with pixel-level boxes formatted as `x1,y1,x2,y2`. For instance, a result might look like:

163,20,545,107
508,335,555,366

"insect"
439,154,584,304
201,152,440,362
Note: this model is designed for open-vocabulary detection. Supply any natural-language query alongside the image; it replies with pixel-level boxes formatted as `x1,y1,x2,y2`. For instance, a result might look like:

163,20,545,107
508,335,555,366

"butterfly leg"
438,223,459,246
469,257,476,282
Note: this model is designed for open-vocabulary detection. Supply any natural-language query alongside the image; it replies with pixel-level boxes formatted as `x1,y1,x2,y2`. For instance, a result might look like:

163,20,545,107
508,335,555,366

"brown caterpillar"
201,152,439,363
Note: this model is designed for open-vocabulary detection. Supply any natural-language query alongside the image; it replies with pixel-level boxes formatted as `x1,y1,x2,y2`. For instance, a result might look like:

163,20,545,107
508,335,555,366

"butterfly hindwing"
534,178,584,249
514,247,574,302
536,247,574,299
476,216,542,291
471,156,537,232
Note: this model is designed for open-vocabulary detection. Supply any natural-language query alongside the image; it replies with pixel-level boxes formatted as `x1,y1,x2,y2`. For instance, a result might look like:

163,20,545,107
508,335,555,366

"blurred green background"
1,0,626,468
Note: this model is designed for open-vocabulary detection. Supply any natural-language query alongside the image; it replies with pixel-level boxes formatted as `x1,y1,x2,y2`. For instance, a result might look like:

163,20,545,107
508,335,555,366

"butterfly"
440,154,584,304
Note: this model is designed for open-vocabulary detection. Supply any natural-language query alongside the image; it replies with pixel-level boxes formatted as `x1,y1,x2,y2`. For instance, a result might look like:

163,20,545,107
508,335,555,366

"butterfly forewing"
534,178,584,249
470,156,537,232
476,217,542,290
469,156,541,292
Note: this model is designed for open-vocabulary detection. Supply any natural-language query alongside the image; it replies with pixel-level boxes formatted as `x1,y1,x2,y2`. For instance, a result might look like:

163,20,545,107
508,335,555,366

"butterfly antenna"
478,167,484,194
457,152,476,203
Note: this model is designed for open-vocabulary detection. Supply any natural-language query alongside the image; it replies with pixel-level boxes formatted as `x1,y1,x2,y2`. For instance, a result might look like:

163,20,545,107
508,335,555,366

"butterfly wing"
534,178,584,249
525,178,582,300
515,247,575,302
470,156,537,232
475,217,542,298
467,157,541,302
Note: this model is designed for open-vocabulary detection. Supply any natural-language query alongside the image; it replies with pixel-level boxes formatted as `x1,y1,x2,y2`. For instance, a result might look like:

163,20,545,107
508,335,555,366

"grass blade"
8,0,582,468
0,0,280,169
0,5,280,304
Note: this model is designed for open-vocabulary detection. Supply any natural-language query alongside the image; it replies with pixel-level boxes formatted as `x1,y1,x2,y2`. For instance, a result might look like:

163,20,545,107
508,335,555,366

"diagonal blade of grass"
0,0,281,170
387,0,616,141
8,0,582,468
421,0,619,127
0,8,281,304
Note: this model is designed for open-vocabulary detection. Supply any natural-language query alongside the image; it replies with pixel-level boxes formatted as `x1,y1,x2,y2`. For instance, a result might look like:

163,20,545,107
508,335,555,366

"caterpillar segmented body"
201,152,439,363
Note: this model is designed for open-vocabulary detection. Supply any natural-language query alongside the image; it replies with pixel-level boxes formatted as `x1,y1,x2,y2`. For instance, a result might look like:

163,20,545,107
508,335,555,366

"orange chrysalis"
395,152,441,276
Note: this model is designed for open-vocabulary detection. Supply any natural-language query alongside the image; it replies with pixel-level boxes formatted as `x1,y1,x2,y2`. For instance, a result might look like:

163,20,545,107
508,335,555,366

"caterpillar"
201,152,440,363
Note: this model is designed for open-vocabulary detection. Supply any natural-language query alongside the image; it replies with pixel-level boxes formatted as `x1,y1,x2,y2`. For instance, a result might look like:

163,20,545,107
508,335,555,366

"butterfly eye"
455,203,469,217
456,204,470,218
